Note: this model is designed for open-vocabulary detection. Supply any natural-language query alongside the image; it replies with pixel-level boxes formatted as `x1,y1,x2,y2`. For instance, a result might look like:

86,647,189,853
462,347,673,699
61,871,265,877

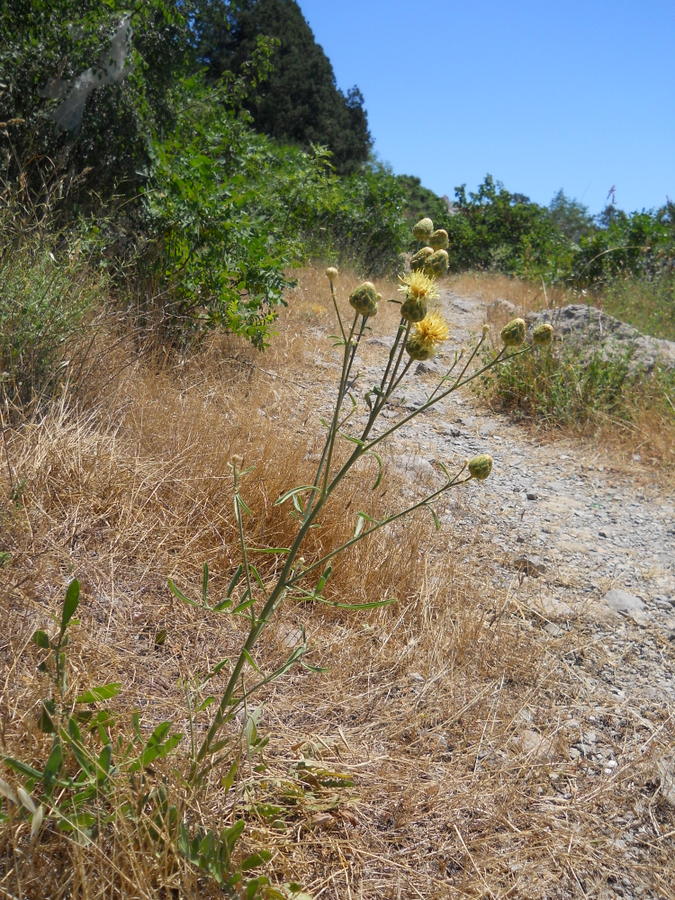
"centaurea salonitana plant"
172,217,538,782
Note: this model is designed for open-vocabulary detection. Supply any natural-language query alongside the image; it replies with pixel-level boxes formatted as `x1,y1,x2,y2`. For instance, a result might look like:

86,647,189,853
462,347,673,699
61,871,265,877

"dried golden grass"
0,266,672,898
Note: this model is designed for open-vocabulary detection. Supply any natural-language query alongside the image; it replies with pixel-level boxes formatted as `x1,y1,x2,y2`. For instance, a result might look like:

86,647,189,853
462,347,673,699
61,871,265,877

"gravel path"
310,287,675,831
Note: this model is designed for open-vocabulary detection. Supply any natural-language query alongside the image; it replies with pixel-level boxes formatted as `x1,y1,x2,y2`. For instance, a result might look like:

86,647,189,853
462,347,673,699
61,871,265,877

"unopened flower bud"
429,229,449,250
325,266,338,283
467,454,493,480
412,217,434,241
401,296,428,323
482,323,490,337
349,282,379,317
410,246,434,271
500,317,526,347
532,322,554,346
424,249,449,277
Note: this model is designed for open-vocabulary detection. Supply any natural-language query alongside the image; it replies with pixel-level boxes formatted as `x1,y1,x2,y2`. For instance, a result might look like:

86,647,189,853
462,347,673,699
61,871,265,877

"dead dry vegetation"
1,267,673,899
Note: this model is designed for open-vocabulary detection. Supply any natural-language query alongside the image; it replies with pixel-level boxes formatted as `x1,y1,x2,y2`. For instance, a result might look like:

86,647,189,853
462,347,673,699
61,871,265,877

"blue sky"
298,0,674,215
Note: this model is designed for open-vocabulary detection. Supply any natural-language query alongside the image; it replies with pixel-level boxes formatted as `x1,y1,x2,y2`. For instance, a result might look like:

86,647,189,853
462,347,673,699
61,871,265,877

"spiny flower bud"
532,322,554,346
410,246,434,271
412,217,434,241
349,281,379,317
467,454,493,480
424,249,449,277
482,324,490,337
500,317,526,347
401,296,428,323
429,228,449,250
325,266,338,283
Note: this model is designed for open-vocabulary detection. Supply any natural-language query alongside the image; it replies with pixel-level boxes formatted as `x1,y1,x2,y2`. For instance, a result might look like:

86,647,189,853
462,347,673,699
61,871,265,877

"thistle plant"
175,217,535,782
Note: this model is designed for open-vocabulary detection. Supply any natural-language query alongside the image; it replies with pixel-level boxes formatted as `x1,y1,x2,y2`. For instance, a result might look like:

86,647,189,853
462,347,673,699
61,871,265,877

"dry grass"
0,267,673,898
452,273,675,481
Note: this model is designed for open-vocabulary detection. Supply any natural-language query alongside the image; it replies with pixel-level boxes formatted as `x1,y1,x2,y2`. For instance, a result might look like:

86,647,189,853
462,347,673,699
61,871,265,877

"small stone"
602,589,648,624
526,491,538,500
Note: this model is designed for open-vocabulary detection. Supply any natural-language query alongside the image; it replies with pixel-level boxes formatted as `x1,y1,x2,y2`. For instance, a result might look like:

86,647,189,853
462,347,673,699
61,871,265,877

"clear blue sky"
298,0,674,215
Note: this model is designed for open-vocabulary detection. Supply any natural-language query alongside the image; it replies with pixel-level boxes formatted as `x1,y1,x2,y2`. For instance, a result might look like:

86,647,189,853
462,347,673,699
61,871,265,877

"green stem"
287,470,472,587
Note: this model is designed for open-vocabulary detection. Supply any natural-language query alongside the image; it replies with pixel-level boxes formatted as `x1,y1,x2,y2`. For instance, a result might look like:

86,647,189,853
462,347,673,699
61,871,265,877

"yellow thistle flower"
405,312,450,360
398,270,439,302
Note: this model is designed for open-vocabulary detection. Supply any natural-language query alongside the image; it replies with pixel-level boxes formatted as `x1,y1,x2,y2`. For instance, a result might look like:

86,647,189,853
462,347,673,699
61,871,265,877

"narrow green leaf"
274,485,318,507
60,580,80,632
367,450,384,490
75,683,122,704
221,760,238,792
167,578,198,607
3,757,44,781
242,649,262,674
422,501,441,531
201,563,209,607
43,741,64,789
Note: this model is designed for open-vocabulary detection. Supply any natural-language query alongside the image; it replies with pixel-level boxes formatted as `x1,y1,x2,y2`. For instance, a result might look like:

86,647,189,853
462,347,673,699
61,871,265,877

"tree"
548,189,593,243
194,0,372,173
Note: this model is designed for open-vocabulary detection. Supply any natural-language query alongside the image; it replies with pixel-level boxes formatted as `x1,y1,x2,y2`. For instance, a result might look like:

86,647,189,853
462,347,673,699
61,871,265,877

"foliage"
481,336,675,433
395,174,451,234
571,204,675,287
599,274,675,342
445,175,570,280
140,78,405,346
193,0,371,174
548,189,594,243
309,161,408,277
0,222,102,407
0,0,191,201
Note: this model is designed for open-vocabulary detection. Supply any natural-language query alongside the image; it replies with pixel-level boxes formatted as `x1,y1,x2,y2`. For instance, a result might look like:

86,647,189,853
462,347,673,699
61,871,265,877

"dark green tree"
194,0,372,173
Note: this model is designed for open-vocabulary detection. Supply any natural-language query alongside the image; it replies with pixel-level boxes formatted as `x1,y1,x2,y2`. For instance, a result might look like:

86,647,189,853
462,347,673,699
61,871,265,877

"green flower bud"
410,246,434,271
423,249,449,277
325,266,339,283
405,335,436,361
532,322,554,346
349,282,379,317
429,228,449,250
412,217,434,241
401,296,428,323
500,317,526,347
467,454,493,480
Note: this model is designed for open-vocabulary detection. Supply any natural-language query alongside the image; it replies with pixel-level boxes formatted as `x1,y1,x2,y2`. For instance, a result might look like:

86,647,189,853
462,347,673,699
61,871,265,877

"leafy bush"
0,228,103,407
481,337,675,435
135,78,407,346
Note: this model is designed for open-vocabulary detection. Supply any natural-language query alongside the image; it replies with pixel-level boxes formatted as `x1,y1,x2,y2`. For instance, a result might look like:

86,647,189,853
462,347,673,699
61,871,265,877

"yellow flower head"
398,270,439,303
405,312,450,360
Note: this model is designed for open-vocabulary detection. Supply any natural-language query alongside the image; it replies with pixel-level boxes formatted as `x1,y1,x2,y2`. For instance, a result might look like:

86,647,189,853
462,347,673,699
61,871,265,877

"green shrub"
0,232,102,407
481,339,674,431
599,274,675,341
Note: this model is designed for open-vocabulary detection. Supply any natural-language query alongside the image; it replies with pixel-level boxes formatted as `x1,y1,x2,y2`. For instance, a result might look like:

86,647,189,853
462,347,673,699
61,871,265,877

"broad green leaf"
31,630,50,649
